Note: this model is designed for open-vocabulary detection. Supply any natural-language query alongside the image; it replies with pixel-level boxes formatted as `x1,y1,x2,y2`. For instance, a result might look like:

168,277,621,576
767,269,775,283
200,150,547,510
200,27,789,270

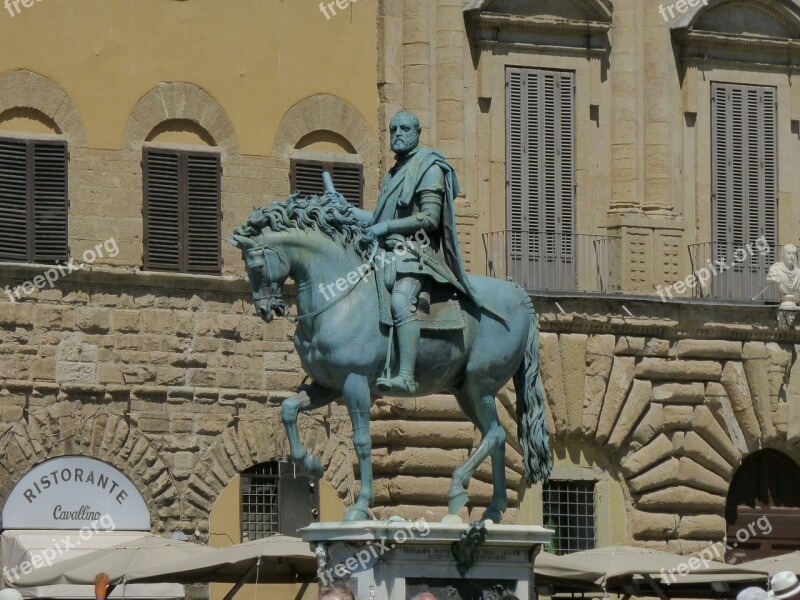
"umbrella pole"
642,574,670,600
222,558,261,600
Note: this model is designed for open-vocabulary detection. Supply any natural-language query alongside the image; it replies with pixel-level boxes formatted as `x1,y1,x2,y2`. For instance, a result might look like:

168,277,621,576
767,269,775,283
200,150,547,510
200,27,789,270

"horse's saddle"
374,250,466,331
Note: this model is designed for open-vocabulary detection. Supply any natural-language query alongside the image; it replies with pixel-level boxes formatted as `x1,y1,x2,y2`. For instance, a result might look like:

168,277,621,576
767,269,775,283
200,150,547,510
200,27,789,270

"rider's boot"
377,318,419,394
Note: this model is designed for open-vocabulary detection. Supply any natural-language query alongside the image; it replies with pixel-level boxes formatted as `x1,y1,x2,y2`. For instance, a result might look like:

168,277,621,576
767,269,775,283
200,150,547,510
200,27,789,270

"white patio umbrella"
125,535,317,590
12,534,217,587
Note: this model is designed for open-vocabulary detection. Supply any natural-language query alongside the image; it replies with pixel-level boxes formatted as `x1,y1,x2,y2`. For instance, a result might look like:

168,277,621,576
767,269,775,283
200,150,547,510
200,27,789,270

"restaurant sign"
2,456,150,530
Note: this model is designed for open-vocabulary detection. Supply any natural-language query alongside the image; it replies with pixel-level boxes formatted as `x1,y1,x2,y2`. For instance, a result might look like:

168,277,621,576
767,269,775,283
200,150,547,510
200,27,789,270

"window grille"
241,462,280,541
543,480,595,555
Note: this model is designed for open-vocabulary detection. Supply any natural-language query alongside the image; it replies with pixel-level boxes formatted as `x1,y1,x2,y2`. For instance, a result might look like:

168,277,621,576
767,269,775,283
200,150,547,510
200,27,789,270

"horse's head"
229,233,291,323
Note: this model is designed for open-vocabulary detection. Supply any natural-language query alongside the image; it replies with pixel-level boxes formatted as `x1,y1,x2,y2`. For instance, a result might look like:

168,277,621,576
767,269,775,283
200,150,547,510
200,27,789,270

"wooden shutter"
506,68,575,288
144,147,221,274
32,141,69,263
0,137,68,263
144,148,181,271
290,158,363,207
711,83,777,298
186,152,221,274
0,138,30,261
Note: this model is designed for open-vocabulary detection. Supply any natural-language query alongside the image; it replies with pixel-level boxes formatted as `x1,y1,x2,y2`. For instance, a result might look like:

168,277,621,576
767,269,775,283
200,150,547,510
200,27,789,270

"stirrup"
376,374,418,394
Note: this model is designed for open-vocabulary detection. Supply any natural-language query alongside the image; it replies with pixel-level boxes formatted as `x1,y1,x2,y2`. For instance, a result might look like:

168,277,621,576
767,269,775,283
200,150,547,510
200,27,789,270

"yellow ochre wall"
209,474,347,600
0,0,378,154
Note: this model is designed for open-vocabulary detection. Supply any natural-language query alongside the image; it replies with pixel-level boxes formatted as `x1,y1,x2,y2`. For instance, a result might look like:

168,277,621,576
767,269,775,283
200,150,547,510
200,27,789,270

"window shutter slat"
144,148,181,271
186,152,221,274
331,163,363,207
506,68,525,257
711,82,778,299
32,141,68,262
506,67,576,289
291,158,363,207
0,138,30,261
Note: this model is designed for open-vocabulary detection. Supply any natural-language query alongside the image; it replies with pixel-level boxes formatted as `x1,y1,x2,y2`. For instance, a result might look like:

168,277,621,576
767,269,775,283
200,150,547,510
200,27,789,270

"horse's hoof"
344,507,373,521
448,487,469,514
481,506,503,524
441,513,463,524
303,455,324,479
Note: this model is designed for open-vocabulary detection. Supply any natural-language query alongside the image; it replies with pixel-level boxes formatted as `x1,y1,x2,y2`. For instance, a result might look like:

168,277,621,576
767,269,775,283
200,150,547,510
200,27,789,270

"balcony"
483,230,622,294
687,241,780,303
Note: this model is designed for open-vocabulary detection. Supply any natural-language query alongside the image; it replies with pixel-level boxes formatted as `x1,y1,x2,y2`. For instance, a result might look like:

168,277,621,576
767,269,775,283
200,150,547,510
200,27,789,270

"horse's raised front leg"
342,373,374,521
281,382,339,478
450,388,508,523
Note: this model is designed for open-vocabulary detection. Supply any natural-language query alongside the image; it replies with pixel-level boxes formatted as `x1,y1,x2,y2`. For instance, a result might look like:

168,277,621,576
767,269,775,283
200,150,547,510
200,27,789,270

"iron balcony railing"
483,230,622,294
687,241,780,303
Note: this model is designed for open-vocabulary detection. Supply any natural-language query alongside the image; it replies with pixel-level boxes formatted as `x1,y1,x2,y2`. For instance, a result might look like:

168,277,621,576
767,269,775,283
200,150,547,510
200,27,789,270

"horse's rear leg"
342,373,374,521
281,382,339,478
450,386,508,523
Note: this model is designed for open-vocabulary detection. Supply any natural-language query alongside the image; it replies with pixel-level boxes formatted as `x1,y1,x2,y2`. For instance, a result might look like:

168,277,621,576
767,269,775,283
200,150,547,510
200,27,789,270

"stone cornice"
674,30,800,68
465,12,611,54
532,294,800,342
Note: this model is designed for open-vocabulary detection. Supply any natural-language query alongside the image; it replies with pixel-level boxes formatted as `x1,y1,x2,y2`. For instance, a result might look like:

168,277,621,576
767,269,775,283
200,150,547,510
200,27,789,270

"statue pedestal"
301,521,552,600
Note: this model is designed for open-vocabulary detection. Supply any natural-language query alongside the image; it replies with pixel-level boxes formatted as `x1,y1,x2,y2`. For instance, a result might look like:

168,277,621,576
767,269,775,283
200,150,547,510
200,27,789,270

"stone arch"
0,409,177,533
0,70,86,145
272,94,378,196
182,414,353,528
122,82,238,156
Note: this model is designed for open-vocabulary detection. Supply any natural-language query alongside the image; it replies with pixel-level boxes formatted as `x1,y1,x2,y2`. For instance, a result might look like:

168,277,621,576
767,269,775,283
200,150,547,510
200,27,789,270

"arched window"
725,449,800,562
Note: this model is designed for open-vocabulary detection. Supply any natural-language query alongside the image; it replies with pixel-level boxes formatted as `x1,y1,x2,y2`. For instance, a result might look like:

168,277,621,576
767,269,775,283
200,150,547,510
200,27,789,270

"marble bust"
767,244,800,306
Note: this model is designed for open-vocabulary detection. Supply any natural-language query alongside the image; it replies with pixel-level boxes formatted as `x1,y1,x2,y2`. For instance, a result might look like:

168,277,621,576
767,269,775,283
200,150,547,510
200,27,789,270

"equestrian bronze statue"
231,111,551,522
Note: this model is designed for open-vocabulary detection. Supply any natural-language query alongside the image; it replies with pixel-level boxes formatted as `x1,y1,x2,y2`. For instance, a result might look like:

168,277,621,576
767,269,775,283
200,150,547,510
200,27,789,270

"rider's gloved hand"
367,222,390,239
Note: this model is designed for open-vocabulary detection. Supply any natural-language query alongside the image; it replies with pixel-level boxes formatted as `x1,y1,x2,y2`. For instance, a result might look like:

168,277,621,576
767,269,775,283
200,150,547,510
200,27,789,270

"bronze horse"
231,191,551,522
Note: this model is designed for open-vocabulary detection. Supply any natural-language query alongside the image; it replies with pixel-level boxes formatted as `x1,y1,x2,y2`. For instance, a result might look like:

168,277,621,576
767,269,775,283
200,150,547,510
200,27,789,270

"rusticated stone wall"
0,272,356,534
532,295,800,554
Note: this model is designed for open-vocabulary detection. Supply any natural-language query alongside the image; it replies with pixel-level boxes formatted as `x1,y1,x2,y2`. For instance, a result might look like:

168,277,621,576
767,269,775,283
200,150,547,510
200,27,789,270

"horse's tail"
512,289,553,486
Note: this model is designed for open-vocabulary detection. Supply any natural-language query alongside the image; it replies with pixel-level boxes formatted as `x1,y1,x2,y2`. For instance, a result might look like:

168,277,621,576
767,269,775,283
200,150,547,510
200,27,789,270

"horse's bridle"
250,244,291,318
248,240,378,323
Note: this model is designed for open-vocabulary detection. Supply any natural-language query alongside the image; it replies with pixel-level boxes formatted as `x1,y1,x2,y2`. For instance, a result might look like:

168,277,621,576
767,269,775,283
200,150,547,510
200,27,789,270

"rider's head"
390,111,421,156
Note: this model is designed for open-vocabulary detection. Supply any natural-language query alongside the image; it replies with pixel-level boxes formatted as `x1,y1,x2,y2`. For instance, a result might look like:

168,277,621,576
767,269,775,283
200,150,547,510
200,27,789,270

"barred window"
240,461,320,541
543,480,595,555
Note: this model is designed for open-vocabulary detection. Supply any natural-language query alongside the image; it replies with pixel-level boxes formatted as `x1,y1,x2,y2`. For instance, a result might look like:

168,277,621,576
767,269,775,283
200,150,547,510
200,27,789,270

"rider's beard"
392,134,419,156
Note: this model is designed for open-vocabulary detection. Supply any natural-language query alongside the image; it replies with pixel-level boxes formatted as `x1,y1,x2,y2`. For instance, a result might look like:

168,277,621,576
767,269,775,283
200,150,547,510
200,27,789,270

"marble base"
301,521,552,600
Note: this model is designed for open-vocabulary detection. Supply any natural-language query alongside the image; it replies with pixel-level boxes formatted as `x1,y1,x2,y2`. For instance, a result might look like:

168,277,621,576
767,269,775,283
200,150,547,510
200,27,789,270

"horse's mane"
234,192,374,259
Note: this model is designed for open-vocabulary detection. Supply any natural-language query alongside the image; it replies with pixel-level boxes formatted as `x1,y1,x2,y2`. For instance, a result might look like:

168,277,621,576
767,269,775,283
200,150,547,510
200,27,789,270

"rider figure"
366,111,485,394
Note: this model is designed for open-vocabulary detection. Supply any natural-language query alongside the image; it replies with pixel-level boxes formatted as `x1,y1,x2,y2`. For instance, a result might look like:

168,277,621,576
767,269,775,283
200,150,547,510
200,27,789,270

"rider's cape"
371,147,487,314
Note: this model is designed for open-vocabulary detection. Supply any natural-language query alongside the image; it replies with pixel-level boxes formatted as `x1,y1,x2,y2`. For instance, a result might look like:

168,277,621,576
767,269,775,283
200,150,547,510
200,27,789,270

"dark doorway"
725,449,800,563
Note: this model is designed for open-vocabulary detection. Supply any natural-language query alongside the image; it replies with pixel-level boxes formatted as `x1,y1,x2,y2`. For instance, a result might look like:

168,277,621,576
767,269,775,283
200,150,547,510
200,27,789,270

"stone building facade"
0,3,799,600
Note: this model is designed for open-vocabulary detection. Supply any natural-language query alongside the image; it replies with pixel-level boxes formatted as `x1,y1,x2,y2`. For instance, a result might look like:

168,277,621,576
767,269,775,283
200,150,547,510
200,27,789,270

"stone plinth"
301,521,552,600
